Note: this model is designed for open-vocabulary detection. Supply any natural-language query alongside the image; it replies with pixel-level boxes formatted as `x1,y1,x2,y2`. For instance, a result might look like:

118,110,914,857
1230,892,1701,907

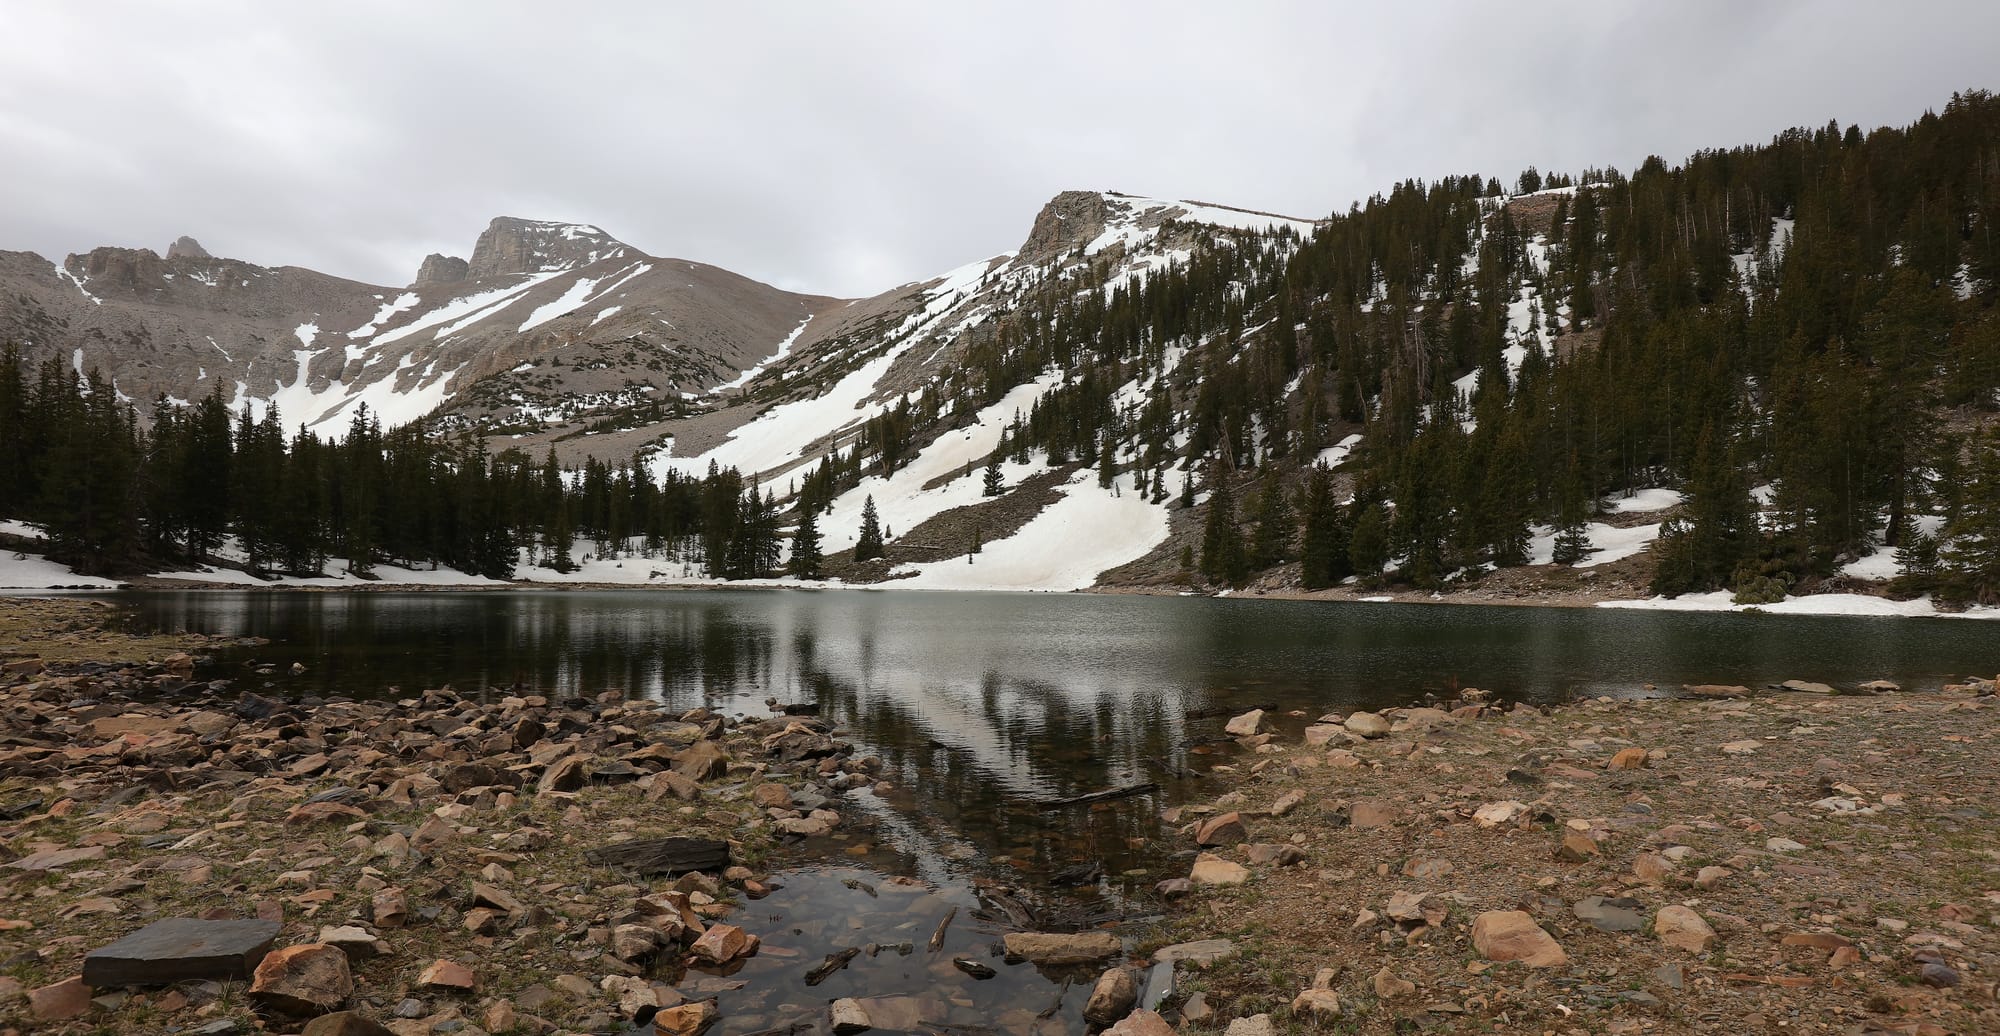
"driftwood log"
582,836,730,875
1036,783,1160,811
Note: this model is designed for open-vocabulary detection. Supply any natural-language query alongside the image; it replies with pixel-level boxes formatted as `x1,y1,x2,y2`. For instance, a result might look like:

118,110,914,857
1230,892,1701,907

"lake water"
108,589,1998,1031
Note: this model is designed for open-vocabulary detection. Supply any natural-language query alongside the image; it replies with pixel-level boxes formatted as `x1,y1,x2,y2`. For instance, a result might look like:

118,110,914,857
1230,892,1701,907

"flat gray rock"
83,918,280,987
1572,896,1647,933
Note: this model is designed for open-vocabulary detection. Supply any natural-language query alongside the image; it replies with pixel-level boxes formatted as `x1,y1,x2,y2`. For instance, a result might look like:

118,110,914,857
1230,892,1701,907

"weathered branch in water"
1035,782,1160,810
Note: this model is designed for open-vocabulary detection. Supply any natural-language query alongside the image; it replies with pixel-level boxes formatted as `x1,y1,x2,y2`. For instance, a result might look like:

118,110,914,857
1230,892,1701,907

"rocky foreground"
1144,677,2000,1035
5,596,2000,1036
0,601,870,1036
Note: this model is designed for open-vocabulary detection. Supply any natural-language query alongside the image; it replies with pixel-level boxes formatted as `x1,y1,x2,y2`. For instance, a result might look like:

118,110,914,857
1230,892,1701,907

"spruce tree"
853,495,885,562
1349,502,1390,584
790,505,822,579
983,455,1003,497
1199,465,1248,586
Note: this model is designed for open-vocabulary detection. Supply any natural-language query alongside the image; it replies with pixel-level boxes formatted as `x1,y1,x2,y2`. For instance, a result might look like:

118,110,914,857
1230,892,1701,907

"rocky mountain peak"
165,235,211,260
413,253,469,288
466,217,629,280
1017,191,1112,266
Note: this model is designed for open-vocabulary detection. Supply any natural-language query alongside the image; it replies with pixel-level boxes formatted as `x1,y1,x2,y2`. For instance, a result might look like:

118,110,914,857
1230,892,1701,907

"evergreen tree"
1248,476,1293,570
790,504,822,579
983,455,1003,497
1349,502,1390,583
853,495,885,562
1298,464,1352,589
1199,465,1248,586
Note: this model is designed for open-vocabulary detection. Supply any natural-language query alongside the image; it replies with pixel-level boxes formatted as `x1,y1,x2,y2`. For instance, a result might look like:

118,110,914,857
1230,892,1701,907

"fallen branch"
1036,783,1160,811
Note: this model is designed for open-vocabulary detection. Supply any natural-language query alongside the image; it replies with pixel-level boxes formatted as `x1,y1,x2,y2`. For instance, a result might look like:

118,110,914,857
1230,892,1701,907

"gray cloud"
3,1,1995,298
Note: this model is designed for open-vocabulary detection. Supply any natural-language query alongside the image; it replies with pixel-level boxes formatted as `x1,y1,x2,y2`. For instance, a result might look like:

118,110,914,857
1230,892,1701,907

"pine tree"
1199,465,1248,586
1298,464,1352,589
983,455,1003,497
853,495,885,562
1349,502,1390,584
790,505,822,579
1248,476,1293,570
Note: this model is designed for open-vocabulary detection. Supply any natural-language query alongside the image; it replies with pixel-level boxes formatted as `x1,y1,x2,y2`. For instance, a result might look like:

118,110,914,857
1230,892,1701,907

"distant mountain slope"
0,216,840,435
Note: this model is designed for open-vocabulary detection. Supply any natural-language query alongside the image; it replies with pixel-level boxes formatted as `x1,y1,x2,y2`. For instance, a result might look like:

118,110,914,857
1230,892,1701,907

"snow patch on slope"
888,470,1170,592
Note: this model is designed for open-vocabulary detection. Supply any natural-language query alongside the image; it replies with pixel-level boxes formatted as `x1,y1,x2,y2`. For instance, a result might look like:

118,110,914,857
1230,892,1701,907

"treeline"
0,345,804,581
927,90,2000,603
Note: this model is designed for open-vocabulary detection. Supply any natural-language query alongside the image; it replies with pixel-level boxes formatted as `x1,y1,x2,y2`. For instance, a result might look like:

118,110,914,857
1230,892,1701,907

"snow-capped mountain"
1,189,1322,591
0,216,840,435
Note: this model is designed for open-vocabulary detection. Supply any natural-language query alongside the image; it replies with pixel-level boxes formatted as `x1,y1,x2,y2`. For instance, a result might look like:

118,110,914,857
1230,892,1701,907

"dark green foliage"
1298,464,1352,589
853,495,885,562
1199,465,1248,587
790,504,822,579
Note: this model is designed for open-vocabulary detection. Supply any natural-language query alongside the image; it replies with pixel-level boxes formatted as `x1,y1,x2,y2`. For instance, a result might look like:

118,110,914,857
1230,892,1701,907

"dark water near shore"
106,589,1998,1031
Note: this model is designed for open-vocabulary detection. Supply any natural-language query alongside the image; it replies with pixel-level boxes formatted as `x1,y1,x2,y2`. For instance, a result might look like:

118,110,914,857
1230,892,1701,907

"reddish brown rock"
1193,811,1247,846
688,923,759,965
1608,747,1649,770
29,976,91,1022
1471,911,1567,968
417,959,477,991
250,943,353,1015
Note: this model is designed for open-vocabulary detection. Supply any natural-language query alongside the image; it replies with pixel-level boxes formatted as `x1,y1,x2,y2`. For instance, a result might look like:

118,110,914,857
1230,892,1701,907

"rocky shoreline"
0,600,879,1036
6,596,2000,1036
1135,676,2000,1035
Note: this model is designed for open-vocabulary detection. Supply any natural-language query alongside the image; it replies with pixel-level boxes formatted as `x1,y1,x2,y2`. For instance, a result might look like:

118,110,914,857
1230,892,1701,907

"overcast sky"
4,2,1996,299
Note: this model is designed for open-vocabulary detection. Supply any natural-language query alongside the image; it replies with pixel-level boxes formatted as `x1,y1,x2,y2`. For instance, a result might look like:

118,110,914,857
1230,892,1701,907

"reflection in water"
123,589,1997,883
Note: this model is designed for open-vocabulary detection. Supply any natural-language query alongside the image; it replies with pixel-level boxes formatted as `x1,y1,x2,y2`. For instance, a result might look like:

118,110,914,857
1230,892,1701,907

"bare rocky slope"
0,217,846,438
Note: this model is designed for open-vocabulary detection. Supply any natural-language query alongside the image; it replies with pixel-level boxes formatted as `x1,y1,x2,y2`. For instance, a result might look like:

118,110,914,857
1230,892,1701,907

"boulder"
672,742,730,781
1302,724,1344,746
654,1000,719,1036
1372,967,1415,1000
1290,988,1342,1020
1244,843,1304,867
1470,911,1567,967
1681,684,1751,698
1472,800,1527,828
1151,939,1235,966
830,998,871,1035
1607,747,1649,770
416,959,476,991
1349,799,1399,829
1390,706,1452,731
688,923,758,965
1224,709,1269,737
1654,905,1717,952
1002,931,1122,965
537,755,590,793
1193,812,1247,846
28,976,91,1022
315,926,384,961
1104,1009,1178,1036
1188,853,1249,887
1083,967,1140,1025
82,918,280,987
1343,712,1390,738
1555,829,1600,862
250,943,353,1015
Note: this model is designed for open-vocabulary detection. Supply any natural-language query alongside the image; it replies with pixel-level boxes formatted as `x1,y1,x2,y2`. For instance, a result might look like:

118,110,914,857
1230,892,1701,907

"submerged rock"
1002,931,1122,964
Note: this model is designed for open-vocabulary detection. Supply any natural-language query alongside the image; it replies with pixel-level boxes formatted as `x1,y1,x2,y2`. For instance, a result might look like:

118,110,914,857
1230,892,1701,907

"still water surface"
111,589,1996,1031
